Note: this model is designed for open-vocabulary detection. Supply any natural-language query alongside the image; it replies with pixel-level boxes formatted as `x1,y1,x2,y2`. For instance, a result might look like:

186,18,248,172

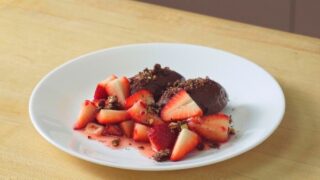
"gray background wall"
139,0,320,38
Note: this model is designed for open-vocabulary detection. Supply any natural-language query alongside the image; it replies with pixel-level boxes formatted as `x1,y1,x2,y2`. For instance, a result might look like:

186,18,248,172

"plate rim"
29,43,286,171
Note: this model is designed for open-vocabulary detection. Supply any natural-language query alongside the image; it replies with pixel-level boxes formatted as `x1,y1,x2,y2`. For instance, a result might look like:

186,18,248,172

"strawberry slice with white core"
161,90,203,121
105,77,130,107
128,100,163,125
120,120,134,138
84,122,104,135
74,100,97,130
96,109,129,124
170,128,199,161
93,75,117,100
188,113,230,142
124,89,155,109
133,123,149,142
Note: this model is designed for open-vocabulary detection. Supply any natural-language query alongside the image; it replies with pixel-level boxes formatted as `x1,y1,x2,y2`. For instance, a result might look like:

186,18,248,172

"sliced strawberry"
105,77,130,107
188,113,230,142
96,109,129,124
148,124,177,152
170,128,199,161
84,122,104,135
127,100,163,125
133,123,149,142
120,120,134,138
74,100,97,130
93,84,108,100
99,74,117,87
93,75,117,100
124,89,155,109
102,124,123,136
161,90,203,121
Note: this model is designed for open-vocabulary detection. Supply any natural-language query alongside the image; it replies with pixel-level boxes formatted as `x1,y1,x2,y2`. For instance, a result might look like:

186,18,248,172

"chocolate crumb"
138,146,145,150
229,127,235,135
153,149,170,162
129,143,132,146
87,135,92,139
104,96,121,110
168,121,187,132
208,142,220,149
111,138,120,147
196,143,204,151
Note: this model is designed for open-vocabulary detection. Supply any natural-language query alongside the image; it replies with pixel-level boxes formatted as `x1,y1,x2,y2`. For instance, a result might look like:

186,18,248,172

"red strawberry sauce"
79,130,155,158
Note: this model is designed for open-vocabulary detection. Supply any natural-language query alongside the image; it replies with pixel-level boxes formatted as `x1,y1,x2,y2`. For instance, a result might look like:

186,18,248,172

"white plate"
29,43,285,171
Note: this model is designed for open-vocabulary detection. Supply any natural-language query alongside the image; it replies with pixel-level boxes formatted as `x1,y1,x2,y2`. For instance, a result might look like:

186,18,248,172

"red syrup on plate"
79,130,155,158
78,130,227,161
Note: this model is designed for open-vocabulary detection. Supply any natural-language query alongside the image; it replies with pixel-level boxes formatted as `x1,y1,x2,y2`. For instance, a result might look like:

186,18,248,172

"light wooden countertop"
1,0,320,179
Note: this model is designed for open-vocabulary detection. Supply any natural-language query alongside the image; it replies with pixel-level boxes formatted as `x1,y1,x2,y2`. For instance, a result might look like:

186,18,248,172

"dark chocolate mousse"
130,64,184,100
157,77,228,115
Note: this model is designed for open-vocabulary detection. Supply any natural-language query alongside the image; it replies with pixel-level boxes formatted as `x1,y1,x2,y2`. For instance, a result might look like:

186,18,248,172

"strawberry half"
124,89,155,109
188,113,230,142
102,124,123,136
105,77,130,107
96,109,129,124
133,123,149,142
74,100,97,130
161,90,203,122
93,75,117,100
127,100,163,125
84,122,104,135
120,120,134,138
170,128,199,161
148,124,177,152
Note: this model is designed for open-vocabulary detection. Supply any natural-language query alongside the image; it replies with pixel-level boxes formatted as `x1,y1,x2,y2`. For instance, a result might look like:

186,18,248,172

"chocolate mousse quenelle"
129,64,184,100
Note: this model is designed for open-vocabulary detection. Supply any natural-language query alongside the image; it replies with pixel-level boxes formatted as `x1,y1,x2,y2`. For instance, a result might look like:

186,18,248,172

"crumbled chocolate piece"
229,127,235,135
208,142,220,149
138,146,145,150
168,121,187,132
87,135,92,139
111,138,120,147
196,143,205,151
97,99,106,110
148,103,160,115
104,96,121,110
152,149,170,162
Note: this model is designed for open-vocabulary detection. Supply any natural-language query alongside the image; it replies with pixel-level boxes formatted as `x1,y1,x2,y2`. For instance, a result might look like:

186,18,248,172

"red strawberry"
93,75,117,100
99,74,117,87
84,122,104,135
170,128,199,161
74,100,97,130
124,89,155,109
161,90,203,121
148,124,177,152
96,109,129,124
127,101,163,125
188,113,230,142
120,120,134,138
105,77,130,107
102,124,123,136
133,123,149,142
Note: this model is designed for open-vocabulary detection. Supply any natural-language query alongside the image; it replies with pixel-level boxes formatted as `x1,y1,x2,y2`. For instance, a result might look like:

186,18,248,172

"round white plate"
29,43,285,171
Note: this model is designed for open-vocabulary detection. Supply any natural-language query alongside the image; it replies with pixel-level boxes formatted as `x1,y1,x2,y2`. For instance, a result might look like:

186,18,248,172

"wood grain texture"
0,0,320,179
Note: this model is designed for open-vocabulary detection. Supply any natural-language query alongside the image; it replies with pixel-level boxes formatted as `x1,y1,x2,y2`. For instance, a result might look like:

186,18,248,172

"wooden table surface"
1,0,320,179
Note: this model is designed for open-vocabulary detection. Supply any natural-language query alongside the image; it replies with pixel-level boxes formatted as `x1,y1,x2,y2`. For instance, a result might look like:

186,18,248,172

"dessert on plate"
73,64,234,162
